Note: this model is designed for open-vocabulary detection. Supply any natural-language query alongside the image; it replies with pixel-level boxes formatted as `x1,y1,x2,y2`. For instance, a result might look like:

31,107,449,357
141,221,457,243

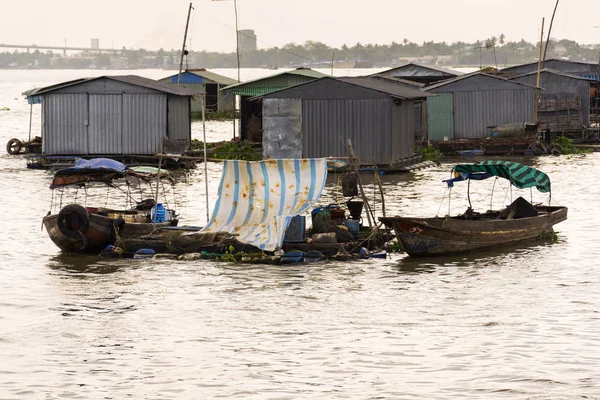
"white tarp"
199,158,328,251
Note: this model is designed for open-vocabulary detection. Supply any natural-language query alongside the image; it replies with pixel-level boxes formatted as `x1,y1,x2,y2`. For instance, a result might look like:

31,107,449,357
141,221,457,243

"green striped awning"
453,160,551,193
223,86,288,96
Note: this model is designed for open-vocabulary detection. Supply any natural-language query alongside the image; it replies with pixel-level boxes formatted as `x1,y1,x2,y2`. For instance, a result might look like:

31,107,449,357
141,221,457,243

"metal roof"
160,68,238,86
337,77,432,99
23,75,199,98
373,63,463,78
221,67,328,95
508,68,597,82
368,75,425,88
501,58,599,73
423,72,539,91
252,76,433,100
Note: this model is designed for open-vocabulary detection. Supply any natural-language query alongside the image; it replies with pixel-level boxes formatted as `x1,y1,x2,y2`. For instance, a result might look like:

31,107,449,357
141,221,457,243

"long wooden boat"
380,160,568,257
43,158,178,254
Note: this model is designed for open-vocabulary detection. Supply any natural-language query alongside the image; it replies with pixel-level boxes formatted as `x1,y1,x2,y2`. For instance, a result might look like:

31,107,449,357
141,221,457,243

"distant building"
91,38,99,49
23,75,198,156
159,69,238,113
238,29,257,52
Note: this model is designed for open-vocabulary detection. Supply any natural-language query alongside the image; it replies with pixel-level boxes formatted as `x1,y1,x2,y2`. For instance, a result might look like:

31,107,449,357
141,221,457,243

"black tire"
531,142,548,155
57,204,89,238
6,138,22,155
550,143,563,156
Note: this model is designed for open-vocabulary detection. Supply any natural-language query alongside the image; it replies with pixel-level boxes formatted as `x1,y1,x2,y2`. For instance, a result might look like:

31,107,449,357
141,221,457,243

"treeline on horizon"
1,37,599,69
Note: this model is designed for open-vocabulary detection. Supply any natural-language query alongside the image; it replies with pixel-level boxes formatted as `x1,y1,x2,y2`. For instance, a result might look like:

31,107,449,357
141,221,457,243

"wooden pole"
177,3,193,86
534,18,545,124
202,93,210,223
373,162,386,219
27,104,33,154
346,139,374,228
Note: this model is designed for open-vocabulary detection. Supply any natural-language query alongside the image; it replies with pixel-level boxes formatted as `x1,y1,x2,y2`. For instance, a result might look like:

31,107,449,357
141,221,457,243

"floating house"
23,75,198,156
510,69,596,132
159,68,238,113
371,63,462,86
423,72,537,140
501,59,600,81
221,68,328,142
255,76,432,167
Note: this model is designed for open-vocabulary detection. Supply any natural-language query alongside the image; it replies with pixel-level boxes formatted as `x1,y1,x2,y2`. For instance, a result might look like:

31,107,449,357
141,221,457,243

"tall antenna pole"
233,0,240,83
534,18,545,124
177,3,193,86
542,0,560,64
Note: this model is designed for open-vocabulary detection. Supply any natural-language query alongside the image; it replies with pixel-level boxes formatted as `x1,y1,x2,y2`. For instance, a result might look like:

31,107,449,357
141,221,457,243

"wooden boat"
380,160,568,257
43,158,179,254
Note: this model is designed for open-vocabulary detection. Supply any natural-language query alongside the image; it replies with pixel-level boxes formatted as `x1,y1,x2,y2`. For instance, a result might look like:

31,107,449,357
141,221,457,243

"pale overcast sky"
0,0,598,52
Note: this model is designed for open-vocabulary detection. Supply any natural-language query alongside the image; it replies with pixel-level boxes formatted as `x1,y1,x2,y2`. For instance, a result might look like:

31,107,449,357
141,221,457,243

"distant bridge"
0,43,121,55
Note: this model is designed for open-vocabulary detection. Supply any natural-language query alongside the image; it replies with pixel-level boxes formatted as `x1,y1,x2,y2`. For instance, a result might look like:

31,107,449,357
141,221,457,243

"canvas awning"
448,160,551,193
197,158,328,251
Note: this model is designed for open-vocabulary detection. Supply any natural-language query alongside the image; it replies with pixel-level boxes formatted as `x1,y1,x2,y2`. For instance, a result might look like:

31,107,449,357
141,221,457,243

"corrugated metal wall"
89,95,122,154
262,98,302,159
301,99,396,164
168,96,191,144
512,73,590,126
122,94,167,155
43,94,88,154
453,90,535,138
392,100,416,160
427,93,454,140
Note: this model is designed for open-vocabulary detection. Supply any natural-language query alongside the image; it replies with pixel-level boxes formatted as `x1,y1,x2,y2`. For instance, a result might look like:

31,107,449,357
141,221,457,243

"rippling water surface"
1,69,599,399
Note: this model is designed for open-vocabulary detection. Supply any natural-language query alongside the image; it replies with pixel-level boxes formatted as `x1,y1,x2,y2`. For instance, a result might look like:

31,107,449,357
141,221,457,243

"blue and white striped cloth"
199,158,328,251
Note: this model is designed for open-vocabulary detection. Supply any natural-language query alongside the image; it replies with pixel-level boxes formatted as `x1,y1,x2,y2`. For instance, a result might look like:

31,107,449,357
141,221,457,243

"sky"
0,0,598,53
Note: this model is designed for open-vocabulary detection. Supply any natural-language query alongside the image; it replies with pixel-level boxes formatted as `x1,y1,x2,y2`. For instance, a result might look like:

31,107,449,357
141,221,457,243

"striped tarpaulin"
199,158,328,251
453,160,551,193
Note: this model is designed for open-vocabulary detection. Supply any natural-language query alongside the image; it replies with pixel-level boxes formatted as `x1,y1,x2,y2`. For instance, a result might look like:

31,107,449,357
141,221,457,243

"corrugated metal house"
501,59,600,81
24,75,198,156
371,63,463,85
221,68,328,141
423,72,537,140
256,76,432,166
159,68,238,113
510,69,596,132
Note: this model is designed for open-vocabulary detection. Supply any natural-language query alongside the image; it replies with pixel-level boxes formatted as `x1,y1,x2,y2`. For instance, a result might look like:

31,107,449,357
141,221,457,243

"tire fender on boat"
6,138,22,155
57,204,90,238
531,142,548,155
550,143,563,156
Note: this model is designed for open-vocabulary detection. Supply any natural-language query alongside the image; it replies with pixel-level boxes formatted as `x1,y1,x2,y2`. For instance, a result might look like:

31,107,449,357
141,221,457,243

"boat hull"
380,206,568,257
43,212,173,254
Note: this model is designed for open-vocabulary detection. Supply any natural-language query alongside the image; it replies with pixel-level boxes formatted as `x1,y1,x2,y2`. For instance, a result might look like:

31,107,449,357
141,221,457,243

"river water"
1,69,599,399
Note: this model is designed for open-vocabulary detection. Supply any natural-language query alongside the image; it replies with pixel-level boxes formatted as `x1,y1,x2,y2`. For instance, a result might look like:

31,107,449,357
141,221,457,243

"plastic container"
343,219,360,239
151,203,166,223
283,215,306,243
